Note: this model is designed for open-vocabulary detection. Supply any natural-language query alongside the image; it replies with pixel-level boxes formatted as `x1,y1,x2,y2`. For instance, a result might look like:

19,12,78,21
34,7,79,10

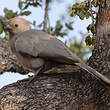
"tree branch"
1,70,109,109
43,0,50,32
89,0,95,35
0,38,29,74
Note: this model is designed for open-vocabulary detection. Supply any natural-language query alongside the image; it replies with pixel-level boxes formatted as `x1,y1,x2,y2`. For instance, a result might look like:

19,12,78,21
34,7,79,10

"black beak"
0,16,11,30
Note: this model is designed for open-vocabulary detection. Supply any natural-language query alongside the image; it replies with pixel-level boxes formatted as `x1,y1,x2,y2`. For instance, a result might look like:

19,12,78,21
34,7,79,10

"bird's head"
8,17,30,34
2,17,30,34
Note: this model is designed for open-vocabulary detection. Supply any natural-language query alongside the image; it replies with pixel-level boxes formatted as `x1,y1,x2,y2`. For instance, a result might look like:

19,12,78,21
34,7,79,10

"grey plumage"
9,29,110,85
2,17,110,85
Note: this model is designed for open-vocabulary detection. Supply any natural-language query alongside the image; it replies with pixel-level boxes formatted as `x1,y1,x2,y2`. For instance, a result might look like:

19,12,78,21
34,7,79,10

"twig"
19,0,30,16
43,0,50,32
89,0,95,35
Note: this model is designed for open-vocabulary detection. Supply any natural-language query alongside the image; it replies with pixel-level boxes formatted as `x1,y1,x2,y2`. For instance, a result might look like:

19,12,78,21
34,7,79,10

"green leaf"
85,35,92,45
70,10,75,17
32,0,42,7
4,8,16,19
65,22,73,30
87,24,92,31
18,0,23,9
21,11,31,16
33,20,36,26
55,20,63,31
85,12,91,19
92,35,96,45
59,32,67,37
4,8,8,14
79,11,85,20
0,21,4,34
33,2,41,7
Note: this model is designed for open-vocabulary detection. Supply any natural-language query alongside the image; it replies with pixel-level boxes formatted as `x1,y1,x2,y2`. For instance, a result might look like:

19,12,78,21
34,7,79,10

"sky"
0,0,91,89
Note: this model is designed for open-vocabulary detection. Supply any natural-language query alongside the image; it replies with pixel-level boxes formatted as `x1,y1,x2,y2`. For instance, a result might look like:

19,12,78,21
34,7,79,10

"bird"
2,17,110,85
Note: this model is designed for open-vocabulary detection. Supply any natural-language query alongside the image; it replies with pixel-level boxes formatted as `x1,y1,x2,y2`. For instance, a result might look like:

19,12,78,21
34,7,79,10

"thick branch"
1,71,110,110
0,38,29,74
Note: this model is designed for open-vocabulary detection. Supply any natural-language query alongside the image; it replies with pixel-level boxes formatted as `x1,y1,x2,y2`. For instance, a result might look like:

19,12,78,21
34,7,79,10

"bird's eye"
15,24,19,27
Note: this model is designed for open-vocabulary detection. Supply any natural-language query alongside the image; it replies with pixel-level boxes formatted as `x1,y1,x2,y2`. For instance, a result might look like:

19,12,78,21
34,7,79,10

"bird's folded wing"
15,32,39,57
15,30,80,64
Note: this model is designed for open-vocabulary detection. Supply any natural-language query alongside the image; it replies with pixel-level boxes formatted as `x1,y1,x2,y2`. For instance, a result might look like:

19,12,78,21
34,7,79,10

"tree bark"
0,0,110,109
88,0,110,75
0,39,29,74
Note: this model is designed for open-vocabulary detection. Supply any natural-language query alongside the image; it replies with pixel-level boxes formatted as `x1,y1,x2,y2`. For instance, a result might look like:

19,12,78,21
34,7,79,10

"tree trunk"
0,0,110,109
88,0,110,75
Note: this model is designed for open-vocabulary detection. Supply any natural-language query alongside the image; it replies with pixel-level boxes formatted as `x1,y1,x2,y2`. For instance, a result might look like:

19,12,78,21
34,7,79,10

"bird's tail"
75,62,110,85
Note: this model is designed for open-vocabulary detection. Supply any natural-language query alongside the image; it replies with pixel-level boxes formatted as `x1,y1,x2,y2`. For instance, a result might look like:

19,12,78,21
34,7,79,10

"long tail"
75,62,110,85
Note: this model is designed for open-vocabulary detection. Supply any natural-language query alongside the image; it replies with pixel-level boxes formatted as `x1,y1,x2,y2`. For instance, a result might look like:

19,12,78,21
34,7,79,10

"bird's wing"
15,30,39,57
15,30,80,64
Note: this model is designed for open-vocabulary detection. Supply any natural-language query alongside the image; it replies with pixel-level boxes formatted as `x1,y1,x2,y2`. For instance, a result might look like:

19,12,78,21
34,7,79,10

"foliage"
70,2,90,20
69,37,93,61
0,21,4,34
46,20,73,37
70,0,100,46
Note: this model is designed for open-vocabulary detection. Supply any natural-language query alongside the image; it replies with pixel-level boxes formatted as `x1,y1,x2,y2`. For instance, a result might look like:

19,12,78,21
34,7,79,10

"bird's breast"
15,53,45,70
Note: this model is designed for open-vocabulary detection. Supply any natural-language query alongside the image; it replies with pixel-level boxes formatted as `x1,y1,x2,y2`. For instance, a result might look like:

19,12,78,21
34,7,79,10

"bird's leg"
27,67,44,85
17,67,43,86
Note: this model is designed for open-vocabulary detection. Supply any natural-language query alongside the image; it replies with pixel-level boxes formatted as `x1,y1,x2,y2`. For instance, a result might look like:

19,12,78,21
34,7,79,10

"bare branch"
43,0,50,31
89,0,95,35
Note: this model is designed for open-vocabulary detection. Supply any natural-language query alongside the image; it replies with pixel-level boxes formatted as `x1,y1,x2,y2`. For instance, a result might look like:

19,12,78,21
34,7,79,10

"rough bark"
0,0,110,109
0,38,29,74
88,0,110,75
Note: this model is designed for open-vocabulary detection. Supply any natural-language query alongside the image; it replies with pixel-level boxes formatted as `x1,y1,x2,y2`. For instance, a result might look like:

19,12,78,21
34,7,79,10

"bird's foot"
17,78,30,87
27,67,43,85
27,74,38,85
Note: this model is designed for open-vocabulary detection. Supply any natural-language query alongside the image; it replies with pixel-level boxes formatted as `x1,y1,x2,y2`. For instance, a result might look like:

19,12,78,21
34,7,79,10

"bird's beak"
0,16,12,30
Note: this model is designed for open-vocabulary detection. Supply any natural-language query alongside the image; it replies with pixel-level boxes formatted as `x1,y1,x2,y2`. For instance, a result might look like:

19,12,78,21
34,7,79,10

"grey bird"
2,17,110,85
